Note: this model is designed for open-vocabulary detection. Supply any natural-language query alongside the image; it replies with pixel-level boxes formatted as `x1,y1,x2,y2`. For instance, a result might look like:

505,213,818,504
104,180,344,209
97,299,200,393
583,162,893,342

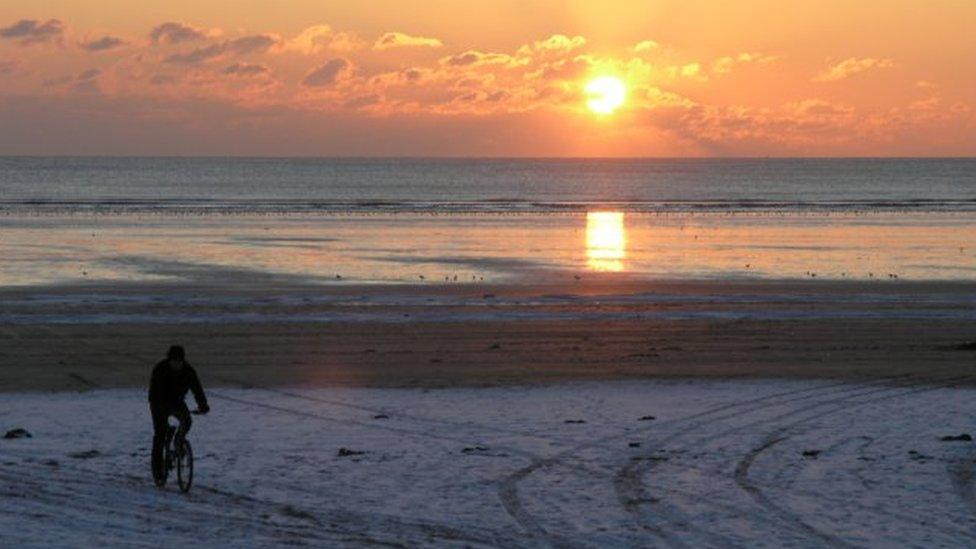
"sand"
3,278,976,546
4,380,976,546
2,278,974,392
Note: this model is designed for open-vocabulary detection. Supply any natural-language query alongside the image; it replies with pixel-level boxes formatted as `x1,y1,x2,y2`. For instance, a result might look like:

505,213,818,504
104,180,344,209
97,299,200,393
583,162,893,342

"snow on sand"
2,378,976,547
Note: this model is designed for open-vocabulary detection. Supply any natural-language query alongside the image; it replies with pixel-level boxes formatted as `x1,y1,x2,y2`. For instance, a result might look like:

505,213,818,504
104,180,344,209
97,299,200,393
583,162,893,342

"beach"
2,276,976,392
5,275,976,546
4,379,976,546
2,0,975,539
2,158,976,546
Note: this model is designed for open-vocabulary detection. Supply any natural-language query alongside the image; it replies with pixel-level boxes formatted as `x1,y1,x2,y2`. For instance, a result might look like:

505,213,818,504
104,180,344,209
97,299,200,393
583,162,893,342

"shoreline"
3,278,973,393
5,275,976,296
4,321,975,392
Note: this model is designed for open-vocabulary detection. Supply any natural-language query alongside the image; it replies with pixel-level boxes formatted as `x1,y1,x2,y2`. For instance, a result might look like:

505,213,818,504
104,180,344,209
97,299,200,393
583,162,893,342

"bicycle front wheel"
176,439,193,493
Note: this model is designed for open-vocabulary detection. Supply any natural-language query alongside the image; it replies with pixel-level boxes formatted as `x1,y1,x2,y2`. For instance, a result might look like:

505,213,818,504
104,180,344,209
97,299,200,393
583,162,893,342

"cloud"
302,58,351,87
223,62,269,77
633,40,659,53
163,34,279,65
373,32,442,50
517,34,586,56
42,68,101,89
227,34,278,54
150,22,207,45
0,19,64,46
150,74,177,86
77,68,101,81
285,25,331,54
4,20,970,156
0,58,23,75
525,55,594,80
402,68,425,81
344,93,381,109
283,25,363,54
711,57,735,75
43,75,73,87
909,96,941,111
164,43,225,65
787,98,854,118
79,36,126,52
712,52,780,75
813,57,894,82
440,50,516,68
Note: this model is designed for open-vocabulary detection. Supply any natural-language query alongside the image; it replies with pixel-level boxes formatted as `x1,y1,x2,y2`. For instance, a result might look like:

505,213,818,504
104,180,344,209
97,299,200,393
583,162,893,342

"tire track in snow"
17,325,549,546
0,457,525,547
611,375,968,545
624,376,972,547
612,378,913,547
947,447,976,529
729,377,972,546
497,377,899,546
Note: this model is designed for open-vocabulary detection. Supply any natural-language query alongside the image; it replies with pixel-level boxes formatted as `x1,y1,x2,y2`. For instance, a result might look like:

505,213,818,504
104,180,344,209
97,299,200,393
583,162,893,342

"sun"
585,76,627,115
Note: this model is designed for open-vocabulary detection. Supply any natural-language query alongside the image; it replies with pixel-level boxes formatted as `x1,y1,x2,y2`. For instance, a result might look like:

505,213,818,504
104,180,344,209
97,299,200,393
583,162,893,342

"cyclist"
149,345,209,483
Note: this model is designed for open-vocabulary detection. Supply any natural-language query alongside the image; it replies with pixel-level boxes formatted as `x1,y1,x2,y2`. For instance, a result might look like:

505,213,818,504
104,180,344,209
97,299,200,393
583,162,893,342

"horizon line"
2,155,975,161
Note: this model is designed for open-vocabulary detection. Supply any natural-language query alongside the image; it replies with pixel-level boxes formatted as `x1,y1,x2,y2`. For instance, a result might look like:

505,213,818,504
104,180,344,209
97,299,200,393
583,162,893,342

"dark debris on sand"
3,428,31,439
461,445,508,457
909,450,935,461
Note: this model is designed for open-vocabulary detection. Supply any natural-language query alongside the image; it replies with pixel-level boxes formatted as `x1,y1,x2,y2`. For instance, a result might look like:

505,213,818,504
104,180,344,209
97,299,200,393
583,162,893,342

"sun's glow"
586,211,626,271
585,76,627,115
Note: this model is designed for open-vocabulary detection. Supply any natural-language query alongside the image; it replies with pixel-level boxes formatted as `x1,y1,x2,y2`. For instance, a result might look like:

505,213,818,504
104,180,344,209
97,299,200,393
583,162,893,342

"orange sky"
0,1,974,156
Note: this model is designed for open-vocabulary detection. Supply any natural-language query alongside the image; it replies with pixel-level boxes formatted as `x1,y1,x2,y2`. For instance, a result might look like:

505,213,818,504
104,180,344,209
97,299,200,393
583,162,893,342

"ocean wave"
2,198,976,215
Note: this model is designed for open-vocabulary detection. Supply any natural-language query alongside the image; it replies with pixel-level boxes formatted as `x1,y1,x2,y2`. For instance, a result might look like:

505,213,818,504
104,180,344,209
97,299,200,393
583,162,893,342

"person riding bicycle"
149,345,209,482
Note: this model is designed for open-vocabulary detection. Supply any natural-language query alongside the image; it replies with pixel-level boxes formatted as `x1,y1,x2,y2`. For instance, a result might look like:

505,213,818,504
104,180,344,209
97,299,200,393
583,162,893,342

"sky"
0,0,974,156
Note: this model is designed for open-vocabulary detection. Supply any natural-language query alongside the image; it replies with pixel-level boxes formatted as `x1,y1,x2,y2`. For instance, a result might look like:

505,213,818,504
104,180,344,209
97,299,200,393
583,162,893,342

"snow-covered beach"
3,378,976,547
2,191,976,547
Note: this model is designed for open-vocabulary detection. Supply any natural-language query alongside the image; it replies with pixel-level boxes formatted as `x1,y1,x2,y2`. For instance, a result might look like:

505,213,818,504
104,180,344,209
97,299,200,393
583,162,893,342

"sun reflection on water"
586,211,626,271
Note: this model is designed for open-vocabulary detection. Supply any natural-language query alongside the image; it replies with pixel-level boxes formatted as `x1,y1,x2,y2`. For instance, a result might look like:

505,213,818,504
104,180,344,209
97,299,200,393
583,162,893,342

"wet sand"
2,278,975,392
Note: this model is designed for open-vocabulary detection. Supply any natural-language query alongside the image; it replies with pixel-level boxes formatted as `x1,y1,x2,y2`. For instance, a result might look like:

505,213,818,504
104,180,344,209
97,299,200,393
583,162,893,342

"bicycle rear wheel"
176,439,193,493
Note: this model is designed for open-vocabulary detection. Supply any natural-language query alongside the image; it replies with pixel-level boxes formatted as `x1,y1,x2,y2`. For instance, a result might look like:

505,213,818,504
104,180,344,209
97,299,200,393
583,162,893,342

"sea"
2,157,975,213
2,157,975,287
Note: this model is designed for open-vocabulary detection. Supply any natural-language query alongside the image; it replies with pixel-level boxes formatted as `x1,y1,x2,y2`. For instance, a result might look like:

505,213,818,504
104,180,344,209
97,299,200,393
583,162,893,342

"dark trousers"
150,401,191,477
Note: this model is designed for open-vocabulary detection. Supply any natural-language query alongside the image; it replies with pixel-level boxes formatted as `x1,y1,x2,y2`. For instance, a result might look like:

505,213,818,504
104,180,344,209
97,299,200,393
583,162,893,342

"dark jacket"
148,360,208,410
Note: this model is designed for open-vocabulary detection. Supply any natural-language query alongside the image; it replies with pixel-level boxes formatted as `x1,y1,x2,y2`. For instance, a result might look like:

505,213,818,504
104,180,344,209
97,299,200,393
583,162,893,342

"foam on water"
2,157,975,214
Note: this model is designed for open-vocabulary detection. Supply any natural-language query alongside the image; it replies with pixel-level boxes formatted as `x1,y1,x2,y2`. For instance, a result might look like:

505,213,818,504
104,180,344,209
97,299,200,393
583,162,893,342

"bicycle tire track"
613,376,958,546
497,377,898,546
727,378,972,547
0,457,524,548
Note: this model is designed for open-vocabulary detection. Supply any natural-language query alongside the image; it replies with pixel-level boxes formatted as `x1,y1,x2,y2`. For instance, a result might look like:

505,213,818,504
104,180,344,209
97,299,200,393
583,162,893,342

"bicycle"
154,409,204,493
